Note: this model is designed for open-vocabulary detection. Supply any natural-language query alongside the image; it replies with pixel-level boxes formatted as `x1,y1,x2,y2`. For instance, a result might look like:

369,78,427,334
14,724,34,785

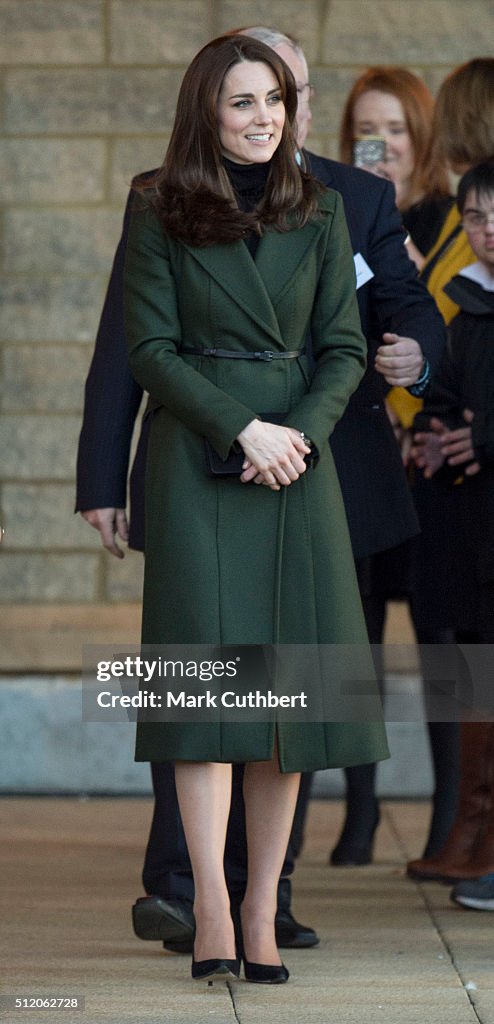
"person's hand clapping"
411,418,448,478
438,409,481,476
237,421,311,490
411,411,481,478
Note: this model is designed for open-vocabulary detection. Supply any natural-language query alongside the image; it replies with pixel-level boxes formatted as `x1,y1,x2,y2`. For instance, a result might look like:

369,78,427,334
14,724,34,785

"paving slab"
0,799,491,1024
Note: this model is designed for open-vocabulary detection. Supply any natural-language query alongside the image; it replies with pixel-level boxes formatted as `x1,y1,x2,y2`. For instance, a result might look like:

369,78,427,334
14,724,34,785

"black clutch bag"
204,440,246,476
204,413,285,477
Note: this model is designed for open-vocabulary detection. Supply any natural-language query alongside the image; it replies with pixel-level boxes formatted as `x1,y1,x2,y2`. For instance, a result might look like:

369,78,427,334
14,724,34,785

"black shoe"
274,908,319,948
243,959,289,984
162,938,194,954
330,803,380,867
230,904,319,955
192,957,240,981
330,843,374,866
132,896,195,950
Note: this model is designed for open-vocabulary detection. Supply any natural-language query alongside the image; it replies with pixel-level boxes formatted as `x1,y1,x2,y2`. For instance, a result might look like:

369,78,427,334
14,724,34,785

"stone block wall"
1,0,493,670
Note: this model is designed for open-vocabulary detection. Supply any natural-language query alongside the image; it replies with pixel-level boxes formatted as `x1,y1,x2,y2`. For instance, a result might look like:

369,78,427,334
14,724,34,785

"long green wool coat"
124,188,389,772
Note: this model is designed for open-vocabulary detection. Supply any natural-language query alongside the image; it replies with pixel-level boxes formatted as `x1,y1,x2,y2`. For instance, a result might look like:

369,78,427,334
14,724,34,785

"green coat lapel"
182,239,283,347
181,215,326,349
255,216,323,305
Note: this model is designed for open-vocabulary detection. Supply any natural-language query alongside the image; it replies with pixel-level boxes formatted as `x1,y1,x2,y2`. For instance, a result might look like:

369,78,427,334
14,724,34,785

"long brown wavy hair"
339,66,450,208
431,58,494,172
133,35,322,246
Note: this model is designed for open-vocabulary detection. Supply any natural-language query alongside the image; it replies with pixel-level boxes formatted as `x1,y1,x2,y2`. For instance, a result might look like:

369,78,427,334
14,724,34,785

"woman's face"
352,89,415,205
217,60,285,165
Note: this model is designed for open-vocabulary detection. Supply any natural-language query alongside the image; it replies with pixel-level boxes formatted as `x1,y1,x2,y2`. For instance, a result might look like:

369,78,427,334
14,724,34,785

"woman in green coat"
124,35,388,984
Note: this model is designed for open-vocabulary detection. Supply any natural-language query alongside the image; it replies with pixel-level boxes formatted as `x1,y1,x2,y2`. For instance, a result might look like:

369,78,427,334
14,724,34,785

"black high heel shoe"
243,959,289,984
237,902,289,983
191,957,240,982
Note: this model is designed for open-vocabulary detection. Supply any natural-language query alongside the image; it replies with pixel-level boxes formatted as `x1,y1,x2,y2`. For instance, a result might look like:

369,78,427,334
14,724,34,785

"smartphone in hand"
353,136,386,169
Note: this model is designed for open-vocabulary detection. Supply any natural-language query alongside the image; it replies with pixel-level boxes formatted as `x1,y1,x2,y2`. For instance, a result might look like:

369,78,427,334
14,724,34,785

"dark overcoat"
76,156,446,561
123,187,389,773
412,273,494,638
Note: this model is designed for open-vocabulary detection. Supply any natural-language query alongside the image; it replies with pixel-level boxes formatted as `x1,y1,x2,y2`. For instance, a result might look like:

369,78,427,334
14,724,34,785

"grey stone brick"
110,138,167,202
325,137,340,161
421,67,456,97
0,553,99,602
5,69,183,134
322,0,494,66
310,67,367,137
0,415,81,480
0,141,106,204
1,344,92,412
2,484,101,549
0,606,142,672
217,0,321,62
304,135,330,160
0,0,103,65
0,0,479,624
105,548,144,602
110,0,212,64
0,276,105,343
3,210,123,274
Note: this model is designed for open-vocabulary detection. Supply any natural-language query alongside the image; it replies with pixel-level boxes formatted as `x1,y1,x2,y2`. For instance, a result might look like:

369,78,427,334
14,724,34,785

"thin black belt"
181,347,304,361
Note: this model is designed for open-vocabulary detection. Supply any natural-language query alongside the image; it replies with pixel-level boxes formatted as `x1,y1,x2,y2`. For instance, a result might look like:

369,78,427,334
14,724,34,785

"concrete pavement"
1,798,492,1024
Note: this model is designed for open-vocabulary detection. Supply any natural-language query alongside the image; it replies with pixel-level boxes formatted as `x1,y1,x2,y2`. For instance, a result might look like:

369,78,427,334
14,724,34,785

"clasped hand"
236,420,311,491
411,409,480,478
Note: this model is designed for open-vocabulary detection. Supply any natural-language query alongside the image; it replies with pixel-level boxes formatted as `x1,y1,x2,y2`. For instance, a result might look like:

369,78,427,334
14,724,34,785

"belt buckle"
257,350,274,361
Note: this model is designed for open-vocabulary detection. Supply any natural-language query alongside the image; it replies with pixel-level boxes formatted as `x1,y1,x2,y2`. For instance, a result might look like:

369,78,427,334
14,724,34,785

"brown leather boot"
443,727,494,880
407,723,494,883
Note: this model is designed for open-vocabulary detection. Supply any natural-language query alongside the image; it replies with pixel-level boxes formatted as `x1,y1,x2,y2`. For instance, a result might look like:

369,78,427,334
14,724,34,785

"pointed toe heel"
191,958,240,983
243,959,289,984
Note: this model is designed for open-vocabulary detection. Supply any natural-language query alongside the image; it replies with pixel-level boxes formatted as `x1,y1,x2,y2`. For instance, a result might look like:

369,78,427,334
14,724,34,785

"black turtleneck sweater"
223,157,271,258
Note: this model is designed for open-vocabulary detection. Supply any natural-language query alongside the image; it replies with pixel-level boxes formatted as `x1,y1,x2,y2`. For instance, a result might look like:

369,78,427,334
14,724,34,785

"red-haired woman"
340,66,452,267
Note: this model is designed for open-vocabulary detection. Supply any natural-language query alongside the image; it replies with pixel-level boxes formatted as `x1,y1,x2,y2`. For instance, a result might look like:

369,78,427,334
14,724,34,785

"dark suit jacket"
76,153,446,559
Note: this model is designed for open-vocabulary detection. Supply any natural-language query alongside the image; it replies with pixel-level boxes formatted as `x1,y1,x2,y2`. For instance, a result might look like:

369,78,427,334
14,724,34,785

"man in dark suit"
76,28,446,952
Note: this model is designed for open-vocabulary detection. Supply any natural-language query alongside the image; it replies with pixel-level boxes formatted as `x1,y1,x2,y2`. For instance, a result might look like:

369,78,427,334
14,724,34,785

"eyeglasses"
296,83,315,106
462,210,494,231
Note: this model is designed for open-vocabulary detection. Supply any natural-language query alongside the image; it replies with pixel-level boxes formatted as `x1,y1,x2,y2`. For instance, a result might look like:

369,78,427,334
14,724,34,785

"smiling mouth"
245,134,272,142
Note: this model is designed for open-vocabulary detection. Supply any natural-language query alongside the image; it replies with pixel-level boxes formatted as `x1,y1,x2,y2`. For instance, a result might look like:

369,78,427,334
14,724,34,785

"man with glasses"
76,27,445,952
